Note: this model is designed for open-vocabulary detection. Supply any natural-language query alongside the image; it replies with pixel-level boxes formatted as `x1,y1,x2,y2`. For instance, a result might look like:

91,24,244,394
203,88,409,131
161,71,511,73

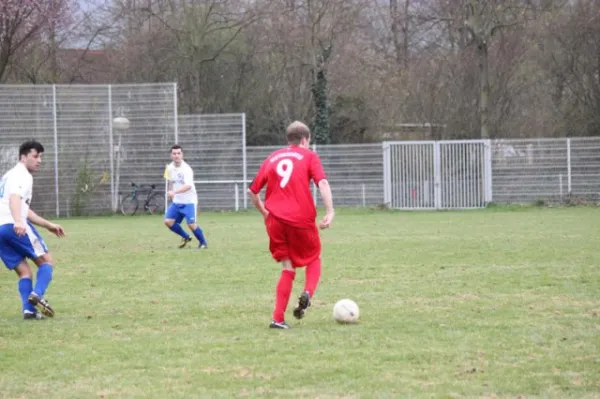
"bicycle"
119,182,165,216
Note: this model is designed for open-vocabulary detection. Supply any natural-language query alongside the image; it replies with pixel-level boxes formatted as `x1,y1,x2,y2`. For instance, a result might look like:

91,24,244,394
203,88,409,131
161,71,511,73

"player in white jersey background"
0,140,65,320
163,145,208,249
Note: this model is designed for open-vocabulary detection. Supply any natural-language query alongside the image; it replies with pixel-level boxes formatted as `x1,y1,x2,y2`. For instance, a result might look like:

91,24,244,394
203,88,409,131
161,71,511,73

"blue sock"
18,278,36,313
193,227,208,246
169,223,190,239
33,264,53,297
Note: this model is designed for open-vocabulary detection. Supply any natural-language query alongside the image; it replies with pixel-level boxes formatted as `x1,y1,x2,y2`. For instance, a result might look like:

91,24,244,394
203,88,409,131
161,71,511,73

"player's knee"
16,269,33,278
164,219,174,227
14,261,32,278
187,222,197,230
281,259,294,271
34,253,53,267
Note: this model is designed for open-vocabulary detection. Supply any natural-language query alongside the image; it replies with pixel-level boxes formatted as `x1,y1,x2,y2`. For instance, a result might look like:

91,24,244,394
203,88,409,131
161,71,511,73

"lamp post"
112,116,130,211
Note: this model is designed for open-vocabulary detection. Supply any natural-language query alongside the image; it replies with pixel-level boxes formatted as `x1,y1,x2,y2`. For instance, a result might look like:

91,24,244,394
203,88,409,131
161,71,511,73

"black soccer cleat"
293,291,311,320
179,237,193,249
269,320,291,329
28,293,55,318
23,310,45,320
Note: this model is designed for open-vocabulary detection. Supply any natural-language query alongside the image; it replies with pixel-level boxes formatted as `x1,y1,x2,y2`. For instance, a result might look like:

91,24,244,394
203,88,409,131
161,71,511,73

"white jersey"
0,163,33,226
166,161,197,204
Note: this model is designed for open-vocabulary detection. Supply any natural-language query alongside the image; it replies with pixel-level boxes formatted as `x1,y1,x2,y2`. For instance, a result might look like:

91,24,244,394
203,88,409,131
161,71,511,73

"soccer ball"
333,299,359,324
113,116,130,130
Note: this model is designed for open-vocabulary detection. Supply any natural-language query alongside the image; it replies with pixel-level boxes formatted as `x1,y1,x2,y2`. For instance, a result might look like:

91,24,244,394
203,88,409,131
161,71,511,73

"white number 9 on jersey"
276,159,294,188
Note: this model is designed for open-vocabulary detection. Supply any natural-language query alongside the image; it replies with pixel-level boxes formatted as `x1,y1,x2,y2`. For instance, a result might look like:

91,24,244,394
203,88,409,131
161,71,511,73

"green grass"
1,207,599,398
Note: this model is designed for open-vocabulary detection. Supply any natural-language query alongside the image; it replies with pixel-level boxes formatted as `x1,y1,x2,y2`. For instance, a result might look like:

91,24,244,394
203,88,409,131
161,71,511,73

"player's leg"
266,216,294,329
0,223,43,319
14,260,44,319
290,224,322,320
164,203,192,247
184,204,207,248
25,222,55,317
293,258,321,319
271,259,295,329
29,253,56,317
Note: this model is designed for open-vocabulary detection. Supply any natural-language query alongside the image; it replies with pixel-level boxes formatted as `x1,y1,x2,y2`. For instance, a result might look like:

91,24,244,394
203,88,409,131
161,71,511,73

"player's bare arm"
8,193,26,236
168,184,191,199
318,179,335,229
248,189,269,219
173,184,191,194
27,209,65,238
248,162,269,219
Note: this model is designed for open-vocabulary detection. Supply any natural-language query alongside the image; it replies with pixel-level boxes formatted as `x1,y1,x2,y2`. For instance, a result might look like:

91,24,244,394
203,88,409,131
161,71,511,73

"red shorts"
266,214,321,268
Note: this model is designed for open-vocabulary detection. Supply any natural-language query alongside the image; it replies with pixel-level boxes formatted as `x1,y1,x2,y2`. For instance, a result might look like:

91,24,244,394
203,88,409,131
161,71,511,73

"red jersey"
249,145,327,228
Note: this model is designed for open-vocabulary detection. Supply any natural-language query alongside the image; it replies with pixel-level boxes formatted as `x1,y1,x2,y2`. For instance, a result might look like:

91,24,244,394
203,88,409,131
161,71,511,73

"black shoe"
293,291,311,320
23,310,45,320
179,237,193,248
28,292,55,318
269,320,291,329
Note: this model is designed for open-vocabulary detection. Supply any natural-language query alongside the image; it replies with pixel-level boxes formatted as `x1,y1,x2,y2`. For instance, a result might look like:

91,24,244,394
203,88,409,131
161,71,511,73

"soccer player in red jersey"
248,121,335,329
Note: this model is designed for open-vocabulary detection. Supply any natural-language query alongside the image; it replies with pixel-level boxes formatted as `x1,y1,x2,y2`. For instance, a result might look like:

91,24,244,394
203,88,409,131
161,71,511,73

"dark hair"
19,140,44,158
171,144,183,152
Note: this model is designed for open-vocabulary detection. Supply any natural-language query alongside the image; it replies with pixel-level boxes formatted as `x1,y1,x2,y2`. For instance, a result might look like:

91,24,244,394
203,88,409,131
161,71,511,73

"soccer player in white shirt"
163,145,208,249
0,140,65,319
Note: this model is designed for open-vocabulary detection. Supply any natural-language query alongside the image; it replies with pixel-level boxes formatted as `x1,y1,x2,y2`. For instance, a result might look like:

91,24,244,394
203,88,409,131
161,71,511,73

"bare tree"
540,0,600,136
294,0,366,143
8,1,114,84
7,0,591,144
114,1,259,109
420,0,564,138
389,0,411,68
0,0,72,82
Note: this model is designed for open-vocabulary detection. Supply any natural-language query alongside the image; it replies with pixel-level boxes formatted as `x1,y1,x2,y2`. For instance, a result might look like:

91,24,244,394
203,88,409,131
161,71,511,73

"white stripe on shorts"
25,224,47,257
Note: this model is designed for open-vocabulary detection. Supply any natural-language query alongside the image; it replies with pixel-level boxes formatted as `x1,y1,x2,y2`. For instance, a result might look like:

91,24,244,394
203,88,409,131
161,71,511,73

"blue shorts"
165,203,197,224
0,221,48,270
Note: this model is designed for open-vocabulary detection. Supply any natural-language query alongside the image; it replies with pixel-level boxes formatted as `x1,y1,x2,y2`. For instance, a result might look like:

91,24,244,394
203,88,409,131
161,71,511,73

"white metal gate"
383,140,492,209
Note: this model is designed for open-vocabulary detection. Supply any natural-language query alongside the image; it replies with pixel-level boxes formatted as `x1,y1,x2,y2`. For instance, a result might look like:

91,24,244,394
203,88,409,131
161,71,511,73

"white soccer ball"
113,116,130,130
333,299,359,324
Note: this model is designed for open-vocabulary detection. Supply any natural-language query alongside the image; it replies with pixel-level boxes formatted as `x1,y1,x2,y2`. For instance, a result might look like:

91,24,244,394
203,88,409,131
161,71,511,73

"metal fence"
492,137,600,203
243,137,600,211
239,137,600,212
383,140,492,209
178,113,246,210
383,137,600,209
1,83,598,216
0,83,178,217
191,143,385,211
241,143,385,210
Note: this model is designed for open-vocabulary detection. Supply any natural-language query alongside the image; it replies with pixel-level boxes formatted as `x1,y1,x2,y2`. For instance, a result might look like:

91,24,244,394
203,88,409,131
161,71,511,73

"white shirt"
0,163,33,225
166,161,197,204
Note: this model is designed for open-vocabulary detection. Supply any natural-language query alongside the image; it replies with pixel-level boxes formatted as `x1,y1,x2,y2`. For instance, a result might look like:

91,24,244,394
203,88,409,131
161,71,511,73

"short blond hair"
286,121,310,144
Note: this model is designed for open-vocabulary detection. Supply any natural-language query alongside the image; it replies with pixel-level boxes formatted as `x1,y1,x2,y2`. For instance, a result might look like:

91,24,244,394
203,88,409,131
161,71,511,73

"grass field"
0,207,599,398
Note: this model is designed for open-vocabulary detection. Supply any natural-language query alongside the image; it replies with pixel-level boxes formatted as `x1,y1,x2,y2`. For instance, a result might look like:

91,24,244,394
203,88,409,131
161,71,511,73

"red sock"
304,258,322,298
272,269,295,322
